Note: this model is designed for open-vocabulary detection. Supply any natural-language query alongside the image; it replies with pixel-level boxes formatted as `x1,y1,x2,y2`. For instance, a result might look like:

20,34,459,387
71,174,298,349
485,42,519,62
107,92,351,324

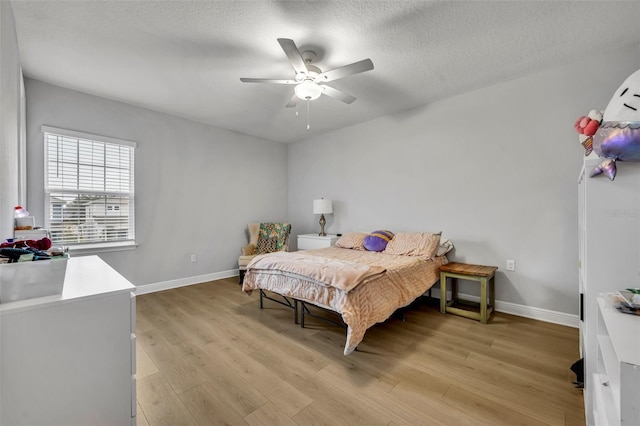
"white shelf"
592,373,619,426
597,296,640,366
594,294,640,426
596,336,621,412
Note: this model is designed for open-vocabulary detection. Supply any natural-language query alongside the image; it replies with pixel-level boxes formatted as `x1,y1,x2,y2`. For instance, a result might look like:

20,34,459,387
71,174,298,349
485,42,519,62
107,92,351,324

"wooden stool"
439,262,498,324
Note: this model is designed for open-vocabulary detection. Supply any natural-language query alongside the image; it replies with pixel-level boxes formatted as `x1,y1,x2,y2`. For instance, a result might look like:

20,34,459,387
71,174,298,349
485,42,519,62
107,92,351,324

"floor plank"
179,381,250,426
136,372,199,426
136,339,160,380
176,339,269,417
137,329,208,394
244,402,299,426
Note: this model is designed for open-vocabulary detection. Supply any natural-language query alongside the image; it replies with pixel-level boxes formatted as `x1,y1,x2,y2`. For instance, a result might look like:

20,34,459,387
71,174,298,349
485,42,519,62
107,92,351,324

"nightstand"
439,262,498,324
297,234,339,250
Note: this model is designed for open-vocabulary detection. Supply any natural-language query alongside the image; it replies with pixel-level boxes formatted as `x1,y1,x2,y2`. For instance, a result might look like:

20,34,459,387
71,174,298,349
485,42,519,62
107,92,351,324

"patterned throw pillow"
383,231,442,259
255,236,277,254
335,232,367,250
258,222,291,251
363,230,395,252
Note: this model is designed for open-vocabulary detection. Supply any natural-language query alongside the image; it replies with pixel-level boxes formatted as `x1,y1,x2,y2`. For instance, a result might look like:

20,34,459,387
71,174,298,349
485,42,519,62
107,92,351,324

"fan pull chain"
295,102,299,117
307,99,311,130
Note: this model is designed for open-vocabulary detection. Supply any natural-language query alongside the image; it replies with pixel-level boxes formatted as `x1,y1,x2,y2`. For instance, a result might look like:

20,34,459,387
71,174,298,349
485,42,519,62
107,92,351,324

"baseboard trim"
136,269,239,295
137,272,578,328
428,287,578,328
493,299,579,328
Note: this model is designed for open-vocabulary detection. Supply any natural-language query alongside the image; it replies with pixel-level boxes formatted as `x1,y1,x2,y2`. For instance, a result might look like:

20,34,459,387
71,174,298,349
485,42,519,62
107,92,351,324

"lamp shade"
313,199,333,215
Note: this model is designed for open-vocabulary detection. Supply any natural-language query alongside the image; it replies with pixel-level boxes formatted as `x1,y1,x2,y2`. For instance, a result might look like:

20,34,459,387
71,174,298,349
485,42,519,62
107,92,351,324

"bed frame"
259,289,299,324
258,287,435,331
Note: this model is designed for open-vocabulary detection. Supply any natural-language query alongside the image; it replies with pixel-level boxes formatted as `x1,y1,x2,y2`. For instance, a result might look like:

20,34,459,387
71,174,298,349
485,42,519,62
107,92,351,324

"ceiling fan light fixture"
295,80,322,101
240,38,374,110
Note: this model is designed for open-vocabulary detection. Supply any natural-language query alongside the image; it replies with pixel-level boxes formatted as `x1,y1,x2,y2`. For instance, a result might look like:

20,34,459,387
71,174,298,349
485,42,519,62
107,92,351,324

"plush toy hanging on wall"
575,69,640,180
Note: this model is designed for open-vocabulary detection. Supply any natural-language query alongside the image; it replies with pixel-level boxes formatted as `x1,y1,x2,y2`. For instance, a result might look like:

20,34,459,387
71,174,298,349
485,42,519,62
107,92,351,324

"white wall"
0,1,23,420
0,1,22,240
288,44,640,316
25,79,288,286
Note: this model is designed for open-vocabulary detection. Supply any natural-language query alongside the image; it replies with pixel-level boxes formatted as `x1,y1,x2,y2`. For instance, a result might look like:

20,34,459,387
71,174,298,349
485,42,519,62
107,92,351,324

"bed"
242,231,451,355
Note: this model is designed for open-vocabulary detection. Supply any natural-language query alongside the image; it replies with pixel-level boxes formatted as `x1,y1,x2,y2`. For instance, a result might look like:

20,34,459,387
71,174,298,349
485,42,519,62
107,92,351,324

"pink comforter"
246,251,386,292
243,247,448,355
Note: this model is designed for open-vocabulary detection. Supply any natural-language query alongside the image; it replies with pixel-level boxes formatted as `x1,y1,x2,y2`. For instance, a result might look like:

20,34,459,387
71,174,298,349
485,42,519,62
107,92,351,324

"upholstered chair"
238,222,291,283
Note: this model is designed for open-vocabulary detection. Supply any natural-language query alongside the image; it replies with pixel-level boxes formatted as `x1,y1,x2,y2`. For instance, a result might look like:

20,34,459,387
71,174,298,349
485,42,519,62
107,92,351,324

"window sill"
67,241,138,256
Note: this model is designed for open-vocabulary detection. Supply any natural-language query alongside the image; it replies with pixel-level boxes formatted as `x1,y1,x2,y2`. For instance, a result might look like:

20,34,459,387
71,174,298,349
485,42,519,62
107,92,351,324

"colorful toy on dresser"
574,69,640,180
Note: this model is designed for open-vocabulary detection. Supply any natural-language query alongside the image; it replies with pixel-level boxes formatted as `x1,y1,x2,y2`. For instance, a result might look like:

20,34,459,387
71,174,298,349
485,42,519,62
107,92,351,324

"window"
43,126,136,250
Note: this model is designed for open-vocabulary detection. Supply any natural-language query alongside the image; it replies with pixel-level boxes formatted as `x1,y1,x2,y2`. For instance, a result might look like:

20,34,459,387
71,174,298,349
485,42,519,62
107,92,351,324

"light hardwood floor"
135,278,585,426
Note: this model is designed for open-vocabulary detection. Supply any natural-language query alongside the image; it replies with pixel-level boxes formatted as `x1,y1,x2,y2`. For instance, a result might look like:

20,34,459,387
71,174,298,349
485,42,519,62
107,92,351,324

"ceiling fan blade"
277,38,308,75
321,85,356,104
285,93,298,108
240,78,297,84
317,59,374,82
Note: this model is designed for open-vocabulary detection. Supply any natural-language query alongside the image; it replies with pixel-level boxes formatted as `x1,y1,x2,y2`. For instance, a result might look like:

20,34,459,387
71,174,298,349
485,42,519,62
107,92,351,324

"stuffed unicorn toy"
575,69,640,180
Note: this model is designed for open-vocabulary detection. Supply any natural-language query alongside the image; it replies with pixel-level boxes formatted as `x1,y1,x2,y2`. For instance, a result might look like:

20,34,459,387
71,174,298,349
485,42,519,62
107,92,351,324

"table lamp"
313,198,333,236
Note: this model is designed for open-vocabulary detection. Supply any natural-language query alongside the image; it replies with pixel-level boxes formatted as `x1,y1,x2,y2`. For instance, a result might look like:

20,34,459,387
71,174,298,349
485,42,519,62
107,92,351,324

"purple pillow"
363,230,394,252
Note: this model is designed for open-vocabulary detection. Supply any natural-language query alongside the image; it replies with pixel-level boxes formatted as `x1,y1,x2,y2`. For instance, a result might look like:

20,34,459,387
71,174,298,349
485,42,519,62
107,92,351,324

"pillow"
255,236,277,254
363,230,395,252
335,232,367,250
258,222,291,251
383,231,442,259
436,239,454,257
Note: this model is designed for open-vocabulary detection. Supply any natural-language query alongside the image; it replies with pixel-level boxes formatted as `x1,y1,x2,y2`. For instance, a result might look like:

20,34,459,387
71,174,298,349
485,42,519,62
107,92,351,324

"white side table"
297,233,339,250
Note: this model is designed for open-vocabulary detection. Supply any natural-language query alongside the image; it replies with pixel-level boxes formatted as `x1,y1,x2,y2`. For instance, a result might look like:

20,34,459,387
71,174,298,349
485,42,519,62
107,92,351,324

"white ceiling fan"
240,38,374,108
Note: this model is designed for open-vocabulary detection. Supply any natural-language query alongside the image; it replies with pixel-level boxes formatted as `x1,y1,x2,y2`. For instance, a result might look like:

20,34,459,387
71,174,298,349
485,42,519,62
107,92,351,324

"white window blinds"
43,126,135,247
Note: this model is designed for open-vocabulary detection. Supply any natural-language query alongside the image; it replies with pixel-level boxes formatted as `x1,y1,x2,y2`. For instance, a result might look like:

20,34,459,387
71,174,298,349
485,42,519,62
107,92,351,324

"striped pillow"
363,230,395,252
383,231,442,259
335,232,367,250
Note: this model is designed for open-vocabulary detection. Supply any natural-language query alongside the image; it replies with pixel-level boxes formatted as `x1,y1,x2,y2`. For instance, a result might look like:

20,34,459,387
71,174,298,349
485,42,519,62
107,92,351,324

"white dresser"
1,255,137,426
297,233,339,250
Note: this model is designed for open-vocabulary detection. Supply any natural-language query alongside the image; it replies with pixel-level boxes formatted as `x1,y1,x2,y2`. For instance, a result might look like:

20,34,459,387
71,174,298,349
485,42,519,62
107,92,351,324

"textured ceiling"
10,1,640,143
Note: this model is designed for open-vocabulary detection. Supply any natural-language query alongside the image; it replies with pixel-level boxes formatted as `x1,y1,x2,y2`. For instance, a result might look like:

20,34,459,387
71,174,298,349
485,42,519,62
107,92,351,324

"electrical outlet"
506,259,515,271
190,254,197,263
